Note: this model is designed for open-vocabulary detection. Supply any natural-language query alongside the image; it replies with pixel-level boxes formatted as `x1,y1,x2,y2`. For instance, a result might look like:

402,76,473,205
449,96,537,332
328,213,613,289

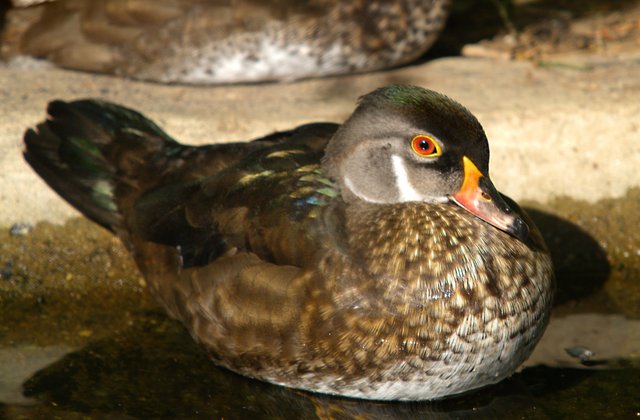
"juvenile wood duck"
23,85,554,400
2,0,450,84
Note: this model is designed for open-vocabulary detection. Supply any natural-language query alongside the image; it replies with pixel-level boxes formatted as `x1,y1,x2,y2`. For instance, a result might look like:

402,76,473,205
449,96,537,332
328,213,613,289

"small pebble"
78,330,93,337
0,261,13,280
565,346,595,362
9,223,33,236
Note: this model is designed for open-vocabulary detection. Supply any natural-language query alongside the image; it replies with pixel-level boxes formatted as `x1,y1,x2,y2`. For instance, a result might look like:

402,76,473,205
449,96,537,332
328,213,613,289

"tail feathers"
24,99,181,231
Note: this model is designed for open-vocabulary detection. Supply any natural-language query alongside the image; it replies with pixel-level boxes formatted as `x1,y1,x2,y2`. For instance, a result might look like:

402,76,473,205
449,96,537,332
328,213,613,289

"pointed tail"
23,99,183,231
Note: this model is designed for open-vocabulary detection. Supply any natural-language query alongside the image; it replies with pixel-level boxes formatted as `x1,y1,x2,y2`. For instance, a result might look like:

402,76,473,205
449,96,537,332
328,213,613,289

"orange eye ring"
410,134,442,158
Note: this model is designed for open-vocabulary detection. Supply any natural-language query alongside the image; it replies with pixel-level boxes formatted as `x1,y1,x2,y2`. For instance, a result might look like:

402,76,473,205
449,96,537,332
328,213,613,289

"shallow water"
1,190,639,419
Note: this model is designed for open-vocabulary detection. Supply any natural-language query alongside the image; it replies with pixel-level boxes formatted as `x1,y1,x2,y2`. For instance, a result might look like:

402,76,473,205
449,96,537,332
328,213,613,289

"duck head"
322,85,529,242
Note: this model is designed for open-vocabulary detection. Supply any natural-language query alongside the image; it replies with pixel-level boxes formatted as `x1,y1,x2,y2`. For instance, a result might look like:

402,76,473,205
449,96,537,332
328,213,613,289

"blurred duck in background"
1,0,450,84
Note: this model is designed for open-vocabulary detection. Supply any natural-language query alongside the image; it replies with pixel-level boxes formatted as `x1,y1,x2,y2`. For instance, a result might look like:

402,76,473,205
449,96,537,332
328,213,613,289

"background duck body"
2,0,450,84
23,87,554,400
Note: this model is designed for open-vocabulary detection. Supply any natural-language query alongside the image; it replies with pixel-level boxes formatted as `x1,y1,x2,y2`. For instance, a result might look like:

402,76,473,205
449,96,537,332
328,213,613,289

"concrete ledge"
1,55,639,225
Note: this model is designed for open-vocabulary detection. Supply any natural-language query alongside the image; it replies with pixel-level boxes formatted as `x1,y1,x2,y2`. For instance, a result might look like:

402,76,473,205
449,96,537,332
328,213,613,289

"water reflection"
3,310,635,419
13,313,535,419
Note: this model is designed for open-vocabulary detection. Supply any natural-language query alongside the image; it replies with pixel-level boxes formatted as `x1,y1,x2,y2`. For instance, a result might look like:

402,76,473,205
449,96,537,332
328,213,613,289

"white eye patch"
391,155,422,202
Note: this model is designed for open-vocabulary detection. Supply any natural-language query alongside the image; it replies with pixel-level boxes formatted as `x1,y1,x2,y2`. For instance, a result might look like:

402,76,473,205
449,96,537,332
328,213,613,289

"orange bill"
452,156,529,242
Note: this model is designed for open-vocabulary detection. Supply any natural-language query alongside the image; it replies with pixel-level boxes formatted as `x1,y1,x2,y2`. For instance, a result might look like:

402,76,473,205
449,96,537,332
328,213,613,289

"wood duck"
23,85,554,400
2,0,450,84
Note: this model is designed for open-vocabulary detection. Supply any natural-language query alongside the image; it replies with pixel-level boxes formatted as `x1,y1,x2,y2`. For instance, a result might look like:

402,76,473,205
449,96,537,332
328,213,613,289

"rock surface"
1,52,639,225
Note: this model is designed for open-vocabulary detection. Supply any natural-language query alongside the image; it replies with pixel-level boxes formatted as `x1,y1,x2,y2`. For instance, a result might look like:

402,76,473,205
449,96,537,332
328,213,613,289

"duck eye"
410,135,442,158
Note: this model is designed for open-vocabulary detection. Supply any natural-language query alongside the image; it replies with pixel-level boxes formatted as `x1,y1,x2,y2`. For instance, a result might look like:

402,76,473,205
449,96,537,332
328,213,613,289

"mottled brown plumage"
2,0,450,84
22,85,554,400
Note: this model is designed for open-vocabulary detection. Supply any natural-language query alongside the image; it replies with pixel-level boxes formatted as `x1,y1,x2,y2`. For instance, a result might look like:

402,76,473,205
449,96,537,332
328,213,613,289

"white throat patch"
391,155,422,202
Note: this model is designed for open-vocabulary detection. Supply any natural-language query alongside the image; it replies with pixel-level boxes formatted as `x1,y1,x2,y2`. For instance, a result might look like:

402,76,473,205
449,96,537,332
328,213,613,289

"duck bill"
452,156,529,242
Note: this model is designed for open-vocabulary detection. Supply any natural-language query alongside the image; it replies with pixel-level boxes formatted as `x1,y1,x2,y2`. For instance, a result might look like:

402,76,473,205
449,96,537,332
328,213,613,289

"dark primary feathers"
24,98,341,266
22,86,554,400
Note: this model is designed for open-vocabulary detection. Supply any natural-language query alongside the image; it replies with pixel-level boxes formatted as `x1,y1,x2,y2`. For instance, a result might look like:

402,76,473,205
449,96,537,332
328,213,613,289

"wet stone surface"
527,187,640,318
0,218,149,348
0,190,638,418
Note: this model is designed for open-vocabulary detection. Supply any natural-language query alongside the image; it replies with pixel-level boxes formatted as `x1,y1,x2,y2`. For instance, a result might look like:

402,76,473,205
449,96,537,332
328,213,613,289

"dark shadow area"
426,0,640,58
525,208,610,306
10,312,557,419
14,311,639,419
20,311,316,419
0,0,10,33
426,0,511,58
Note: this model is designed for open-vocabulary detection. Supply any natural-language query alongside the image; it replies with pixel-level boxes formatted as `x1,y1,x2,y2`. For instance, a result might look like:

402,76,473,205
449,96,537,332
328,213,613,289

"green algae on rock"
0,218,151,347
525,187,640,318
